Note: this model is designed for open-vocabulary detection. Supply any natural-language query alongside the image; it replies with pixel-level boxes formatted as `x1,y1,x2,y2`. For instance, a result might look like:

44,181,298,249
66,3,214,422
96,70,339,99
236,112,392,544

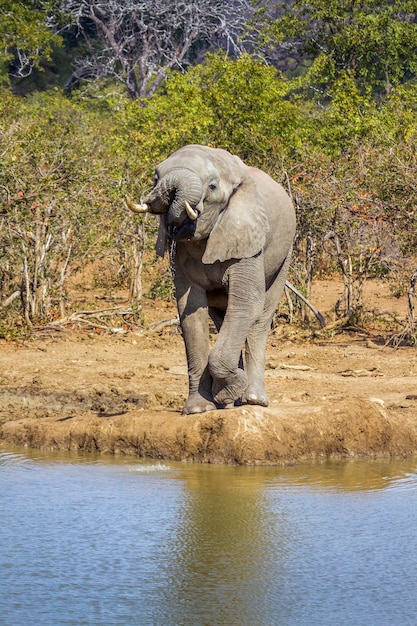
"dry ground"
1,277,416,464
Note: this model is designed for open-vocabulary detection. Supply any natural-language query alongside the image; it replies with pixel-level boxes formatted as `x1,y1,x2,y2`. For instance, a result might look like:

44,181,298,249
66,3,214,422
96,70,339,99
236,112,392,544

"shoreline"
1,328,416,465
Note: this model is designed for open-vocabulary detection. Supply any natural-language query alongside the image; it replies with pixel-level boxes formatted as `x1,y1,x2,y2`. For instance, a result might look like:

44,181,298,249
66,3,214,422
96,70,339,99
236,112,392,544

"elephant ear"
202,179,270,264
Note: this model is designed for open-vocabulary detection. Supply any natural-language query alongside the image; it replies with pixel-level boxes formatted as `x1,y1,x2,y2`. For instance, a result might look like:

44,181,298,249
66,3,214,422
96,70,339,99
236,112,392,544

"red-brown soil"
1,277,416,465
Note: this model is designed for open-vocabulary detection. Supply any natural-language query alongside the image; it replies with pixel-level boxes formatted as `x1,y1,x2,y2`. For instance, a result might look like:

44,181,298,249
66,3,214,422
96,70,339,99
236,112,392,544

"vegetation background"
0,0,416,342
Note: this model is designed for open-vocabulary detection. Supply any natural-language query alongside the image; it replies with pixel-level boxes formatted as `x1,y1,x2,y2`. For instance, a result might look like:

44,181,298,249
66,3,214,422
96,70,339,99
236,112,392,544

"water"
1,448,416,626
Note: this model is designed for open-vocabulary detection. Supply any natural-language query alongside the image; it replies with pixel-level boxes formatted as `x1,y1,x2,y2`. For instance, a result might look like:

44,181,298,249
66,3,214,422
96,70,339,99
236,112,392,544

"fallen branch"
34,307,179,335
0,290,21,310
34,305,141,333
68,306,136,317
279,363,315,371
138,317,179,334
317,309,354,333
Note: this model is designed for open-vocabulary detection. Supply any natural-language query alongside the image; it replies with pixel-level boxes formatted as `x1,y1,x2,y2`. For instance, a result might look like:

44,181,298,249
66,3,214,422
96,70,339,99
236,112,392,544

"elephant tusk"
185,200,198,221
124,196,149,214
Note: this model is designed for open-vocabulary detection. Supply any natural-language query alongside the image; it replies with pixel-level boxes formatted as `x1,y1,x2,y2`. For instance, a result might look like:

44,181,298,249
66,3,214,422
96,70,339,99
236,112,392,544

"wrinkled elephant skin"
129,145,296,414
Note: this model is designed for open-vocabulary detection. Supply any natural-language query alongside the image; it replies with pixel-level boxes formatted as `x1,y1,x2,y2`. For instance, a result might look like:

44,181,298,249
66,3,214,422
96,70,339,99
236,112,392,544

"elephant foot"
213,369,248,406
183,392,217,415
243,385,269,407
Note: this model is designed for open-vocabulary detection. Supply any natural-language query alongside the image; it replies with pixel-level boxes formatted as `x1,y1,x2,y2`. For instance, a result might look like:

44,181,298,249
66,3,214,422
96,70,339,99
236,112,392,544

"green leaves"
121,54,301,169
0,90,125,324
0,1,62,77
260,0,417,97
1,40,416,328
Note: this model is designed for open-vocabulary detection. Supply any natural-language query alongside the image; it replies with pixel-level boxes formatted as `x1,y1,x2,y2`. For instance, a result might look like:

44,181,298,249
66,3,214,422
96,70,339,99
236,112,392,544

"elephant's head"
125,145,269,264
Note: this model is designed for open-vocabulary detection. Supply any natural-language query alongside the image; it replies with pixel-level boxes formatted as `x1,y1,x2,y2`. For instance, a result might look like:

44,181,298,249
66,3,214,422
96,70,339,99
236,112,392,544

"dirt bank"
1,279,416,465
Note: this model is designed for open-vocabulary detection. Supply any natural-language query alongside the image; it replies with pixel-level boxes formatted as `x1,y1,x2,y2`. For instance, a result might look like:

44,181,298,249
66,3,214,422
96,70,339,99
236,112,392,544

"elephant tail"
285,281,326,328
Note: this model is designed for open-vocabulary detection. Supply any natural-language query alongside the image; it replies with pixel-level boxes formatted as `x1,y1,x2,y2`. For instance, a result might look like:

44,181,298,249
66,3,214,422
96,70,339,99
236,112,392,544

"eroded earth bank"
1,291,416,465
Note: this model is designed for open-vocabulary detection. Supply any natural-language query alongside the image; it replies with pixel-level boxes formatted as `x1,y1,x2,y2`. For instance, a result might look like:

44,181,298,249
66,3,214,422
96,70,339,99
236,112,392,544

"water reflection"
261,457,417,492
262,462,417,626
159,466,291,625
1,448,416,626
155,460,417,626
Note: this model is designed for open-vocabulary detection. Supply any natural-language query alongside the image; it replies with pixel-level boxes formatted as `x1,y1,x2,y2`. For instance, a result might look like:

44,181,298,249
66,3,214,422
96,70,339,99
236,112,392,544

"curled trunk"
144,168,203,226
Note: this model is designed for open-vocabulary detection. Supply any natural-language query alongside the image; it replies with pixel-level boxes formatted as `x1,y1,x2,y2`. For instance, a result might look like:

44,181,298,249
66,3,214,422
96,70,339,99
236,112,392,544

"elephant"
125,144,296,415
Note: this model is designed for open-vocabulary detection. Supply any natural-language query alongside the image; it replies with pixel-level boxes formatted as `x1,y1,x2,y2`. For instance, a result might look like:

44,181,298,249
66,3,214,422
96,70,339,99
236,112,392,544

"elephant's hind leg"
243,329,270,406
244,253,292,406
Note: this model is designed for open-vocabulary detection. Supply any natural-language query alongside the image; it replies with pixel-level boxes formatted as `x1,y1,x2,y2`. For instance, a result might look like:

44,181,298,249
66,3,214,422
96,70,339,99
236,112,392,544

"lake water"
1,447,416,626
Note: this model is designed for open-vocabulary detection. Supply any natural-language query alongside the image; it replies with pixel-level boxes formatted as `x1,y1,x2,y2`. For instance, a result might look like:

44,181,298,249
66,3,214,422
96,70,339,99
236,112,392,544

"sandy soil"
1,278,416,465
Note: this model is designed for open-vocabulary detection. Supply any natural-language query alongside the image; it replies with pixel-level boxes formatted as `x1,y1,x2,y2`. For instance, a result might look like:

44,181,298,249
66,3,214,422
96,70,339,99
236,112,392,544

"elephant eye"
208,181,217,191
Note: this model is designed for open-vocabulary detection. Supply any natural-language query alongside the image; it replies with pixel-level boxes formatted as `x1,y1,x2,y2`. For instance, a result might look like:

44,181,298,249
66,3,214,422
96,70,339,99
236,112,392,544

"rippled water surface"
1,447,416,626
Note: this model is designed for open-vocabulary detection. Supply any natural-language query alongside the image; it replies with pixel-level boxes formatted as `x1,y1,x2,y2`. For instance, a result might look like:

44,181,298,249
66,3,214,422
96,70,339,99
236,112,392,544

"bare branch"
0,290,21,311
61,0,254,98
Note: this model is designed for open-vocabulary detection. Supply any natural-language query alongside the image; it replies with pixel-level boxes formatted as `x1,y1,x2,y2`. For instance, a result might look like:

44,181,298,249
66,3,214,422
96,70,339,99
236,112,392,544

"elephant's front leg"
209,256,265,406
175,277,216,415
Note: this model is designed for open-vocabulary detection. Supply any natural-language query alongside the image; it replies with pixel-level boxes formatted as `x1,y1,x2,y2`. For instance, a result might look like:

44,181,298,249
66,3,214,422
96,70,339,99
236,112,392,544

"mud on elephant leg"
126,145,297,415
208,343,249,406
207,306,247,405
241,314,270,406
244,252,292,407
182,366,216,415
211,369,248,407
175,282,218,415
243,336,269,407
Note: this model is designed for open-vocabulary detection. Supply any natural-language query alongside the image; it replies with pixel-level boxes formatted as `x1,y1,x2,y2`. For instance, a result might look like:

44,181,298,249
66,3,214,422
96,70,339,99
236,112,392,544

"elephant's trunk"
144,168,203,226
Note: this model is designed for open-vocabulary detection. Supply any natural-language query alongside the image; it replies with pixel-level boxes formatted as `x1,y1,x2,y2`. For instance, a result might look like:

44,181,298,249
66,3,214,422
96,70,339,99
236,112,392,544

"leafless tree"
61,0,255,98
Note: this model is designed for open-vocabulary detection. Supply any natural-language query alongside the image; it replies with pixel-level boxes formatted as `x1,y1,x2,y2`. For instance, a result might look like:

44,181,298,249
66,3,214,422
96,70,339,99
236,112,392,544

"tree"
256,0,417,96
60,0,254,99
0,0,62,81
0,91,127,326
128,53,301,165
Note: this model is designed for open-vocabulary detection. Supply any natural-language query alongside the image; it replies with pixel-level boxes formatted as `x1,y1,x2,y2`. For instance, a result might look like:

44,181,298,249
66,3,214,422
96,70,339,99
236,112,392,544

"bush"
1,52,415,331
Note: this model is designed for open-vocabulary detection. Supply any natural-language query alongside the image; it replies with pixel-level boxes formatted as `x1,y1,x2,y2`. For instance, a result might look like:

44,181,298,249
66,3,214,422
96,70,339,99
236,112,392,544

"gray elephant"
126,145,296,415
